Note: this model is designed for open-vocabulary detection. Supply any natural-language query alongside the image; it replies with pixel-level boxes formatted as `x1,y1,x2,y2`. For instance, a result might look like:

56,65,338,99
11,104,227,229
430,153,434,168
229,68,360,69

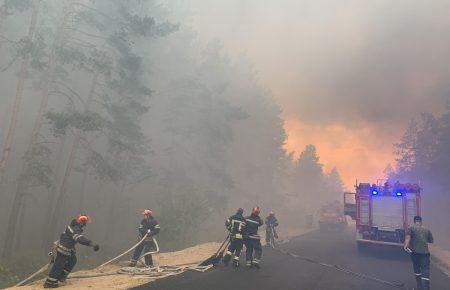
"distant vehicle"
318,200,347,231
344,181,421,251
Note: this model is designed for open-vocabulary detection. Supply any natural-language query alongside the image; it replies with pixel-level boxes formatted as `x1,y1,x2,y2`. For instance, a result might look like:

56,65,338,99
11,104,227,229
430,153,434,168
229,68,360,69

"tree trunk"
0,0,40,186
46,72,99,238
0,0,40,259
41,136,67,251
78,169,88,213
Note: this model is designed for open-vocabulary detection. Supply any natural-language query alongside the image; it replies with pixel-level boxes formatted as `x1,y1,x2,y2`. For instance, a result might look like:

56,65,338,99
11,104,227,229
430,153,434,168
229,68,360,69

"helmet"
252,207,260,215
269,211,275,216
143,209,153,216
237,208,244,215
76,214,90,225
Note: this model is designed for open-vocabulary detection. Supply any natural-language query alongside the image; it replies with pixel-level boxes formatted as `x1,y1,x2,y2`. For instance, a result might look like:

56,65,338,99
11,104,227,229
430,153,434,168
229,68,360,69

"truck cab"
344,182,421,250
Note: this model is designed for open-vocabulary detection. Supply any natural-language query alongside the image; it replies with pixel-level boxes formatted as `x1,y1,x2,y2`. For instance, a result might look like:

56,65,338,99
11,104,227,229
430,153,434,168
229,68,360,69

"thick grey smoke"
186,0,450,126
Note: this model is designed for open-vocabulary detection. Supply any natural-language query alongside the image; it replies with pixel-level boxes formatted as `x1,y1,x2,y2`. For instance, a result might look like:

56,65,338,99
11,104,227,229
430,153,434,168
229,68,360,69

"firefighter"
265,211,279,246
129,209,160,267
43,215,99,288
223,208,246,267
404,216,434,290
244,207,264,268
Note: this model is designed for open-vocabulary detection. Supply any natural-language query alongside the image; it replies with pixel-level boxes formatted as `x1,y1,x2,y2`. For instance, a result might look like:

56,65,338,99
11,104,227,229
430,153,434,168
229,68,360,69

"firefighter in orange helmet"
44,215,99,288
244,207,264,268
129,209,160,267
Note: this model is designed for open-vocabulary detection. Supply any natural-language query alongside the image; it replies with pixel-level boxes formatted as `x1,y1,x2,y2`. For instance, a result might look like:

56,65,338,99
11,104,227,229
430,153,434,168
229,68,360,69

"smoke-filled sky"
183,0,450,188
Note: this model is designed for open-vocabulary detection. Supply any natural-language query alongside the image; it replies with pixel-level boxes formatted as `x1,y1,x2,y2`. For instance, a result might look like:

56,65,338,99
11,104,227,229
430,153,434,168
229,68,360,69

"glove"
93,244,100,252
147,229,151,234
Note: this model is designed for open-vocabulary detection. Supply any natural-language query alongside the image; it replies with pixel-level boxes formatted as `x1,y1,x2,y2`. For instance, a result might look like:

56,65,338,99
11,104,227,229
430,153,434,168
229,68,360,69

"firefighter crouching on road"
129,209,160,267
43,215,99,288
265,211,279,246
244,207,264,268
404,215,434,290
223,208,246,267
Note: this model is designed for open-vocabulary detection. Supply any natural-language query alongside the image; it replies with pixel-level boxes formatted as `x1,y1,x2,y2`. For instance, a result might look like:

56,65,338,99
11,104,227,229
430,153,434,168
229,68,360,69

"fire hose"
274,247,413,290
98,232,153,268
15,234,153,286
14,262,51,287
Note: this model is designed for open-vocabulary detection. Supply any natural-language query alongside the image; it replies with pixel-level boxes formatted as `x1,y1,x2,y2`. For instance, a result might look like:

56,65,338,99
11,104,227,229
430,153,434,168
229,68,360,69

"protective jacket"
57,219,92,255
138,217,160,241
265,215,279,228
225,213,246,238
245,214,263,239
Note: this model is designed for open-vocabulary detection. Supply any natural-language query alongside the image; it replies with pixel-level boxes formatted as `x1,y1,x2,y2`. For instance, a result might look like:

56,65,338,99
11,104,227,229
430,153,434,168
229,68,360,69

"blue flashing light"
396,192,403,197
372,190,378,195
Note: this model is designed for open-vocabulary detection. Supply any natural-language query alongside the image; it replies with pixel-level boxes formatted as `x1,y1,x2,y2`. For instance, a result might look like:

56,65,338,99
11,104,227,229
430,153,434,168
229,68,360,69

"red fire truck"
344,181,421,250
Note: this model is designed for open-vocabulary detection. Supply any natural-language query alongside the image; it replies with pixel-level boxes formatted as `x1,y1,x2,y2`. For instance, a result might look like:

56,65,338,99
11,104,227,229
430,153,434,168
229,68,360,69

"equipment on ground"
199,235,230,266
318,200,347,231
344,181,421,251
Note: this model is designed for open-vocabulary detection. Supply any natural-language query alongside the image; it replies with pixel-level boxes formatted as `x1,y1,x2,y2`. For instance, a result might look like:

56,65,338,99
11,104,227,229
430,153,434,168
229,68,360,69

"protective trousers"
411,253,430,290
44,252,77,287
131,240,155,266
266,228,278,243
223,237,243,265
245,238,262,266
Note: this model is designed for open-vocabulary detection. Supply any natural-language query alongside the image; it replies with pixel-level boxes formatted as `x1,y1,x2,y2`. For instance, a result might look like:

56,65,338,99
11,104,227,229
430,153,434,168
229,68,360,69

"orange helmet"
252,207,261,215
76,214,90,225
143,209,153,216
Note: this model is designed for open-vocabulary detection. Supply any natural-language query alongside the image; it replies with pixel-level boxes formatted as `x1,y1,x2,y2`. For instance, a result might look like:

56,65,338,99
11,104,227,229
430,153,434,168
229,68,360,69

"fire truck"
344,181,421,250
318,201,347,231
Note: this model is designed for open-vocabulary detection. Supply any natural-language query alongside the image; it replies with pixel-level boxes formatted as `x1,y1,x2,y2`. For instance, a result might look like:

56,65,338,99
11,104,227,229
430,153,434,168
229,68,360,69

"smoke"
188,0,450,125
180,0,450,186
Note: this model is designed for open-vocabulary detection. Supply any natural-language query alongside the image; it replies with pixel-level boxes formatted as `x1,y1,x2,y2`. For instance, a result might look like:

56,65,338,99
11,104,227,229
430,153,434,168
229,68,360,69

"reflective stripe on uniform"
67,226,74,233
248,235,260,239
73,234,84,241
154,225,160,228
47,277,58,282
421,277,430,281
246,219,260,224
414,273,422,276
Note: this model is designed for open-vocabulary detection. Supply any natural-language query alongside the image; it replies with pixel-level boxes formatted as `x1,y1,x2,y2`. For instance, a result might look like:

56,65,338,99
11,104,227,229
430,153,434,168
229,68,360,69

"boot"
58,270,70,283
128,260,137,267
232,258,240,268
422,278,430,290
43,279,59,288
245,261,252,268
415,276,423,290
222,251,232,266
252,259,261,269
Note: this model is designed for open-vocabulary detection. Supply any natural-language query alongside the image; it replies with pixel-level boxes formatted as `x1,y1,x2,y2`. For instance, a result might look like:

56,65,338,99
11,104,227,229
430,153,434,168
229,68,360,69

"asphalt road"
133,227,450,290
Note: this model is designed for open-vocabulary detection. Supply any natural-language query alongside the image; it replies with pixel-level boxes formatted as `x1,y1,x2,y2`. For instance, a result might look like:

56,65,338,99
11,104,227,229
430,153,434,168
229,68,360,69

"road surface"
133,228,450,290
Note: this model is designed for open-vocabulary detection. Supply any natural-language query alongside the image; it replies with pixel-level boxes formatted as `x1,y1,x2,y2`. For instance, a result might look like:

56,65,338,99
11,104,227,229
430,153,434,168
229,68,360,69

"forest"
0,1,344,286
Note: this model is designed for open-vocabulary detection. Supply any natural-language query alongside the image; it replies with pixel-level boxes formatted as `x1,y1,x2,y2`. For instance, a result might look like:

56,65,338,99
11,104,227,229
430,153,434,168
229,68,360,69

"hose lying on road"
275,248,413,290
98,232,150,268
137,237,160,265
14,262,51,287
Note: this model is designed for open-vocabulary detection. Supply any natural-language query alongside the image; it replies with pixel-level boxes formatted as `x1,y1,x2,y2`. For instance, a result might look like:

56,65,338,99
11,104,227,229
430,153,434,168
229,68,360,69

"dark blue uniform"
244,213,263,267
223,212,246,266
44,219,97,288
130,217,160,266
265,214,279,244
